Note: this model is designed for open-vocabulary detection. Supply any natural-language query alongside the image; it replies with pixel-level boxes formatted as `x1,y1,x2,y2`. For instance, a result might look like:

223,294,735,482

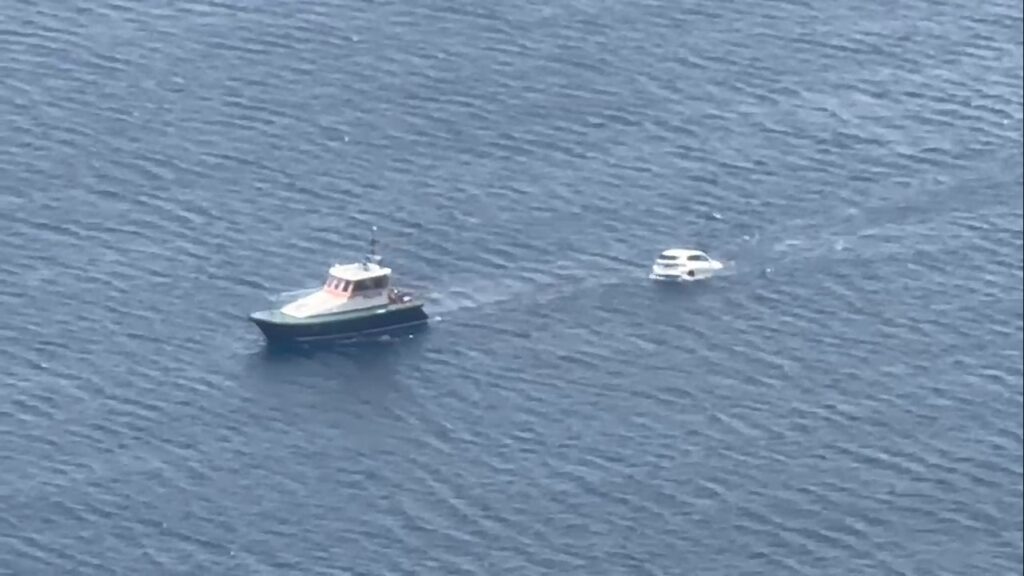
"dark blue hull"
249,303,428,344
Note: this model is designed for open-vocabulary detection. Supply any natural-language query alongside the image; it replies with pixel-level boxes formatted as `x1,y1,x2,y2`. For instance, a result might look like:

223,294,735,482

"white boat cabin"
322,262,391,296
280,262,395,319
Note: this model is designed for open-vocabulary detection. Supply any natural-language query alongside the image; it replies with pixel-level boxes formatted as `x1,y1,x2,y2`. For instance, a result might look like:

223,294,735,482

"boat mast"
365,225,383,268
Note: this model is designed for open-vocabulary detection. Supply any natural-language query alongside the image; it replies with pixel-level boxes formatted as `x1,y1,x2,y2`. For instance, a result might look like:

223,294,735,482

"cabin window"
659,253,678,260
325,278,353,291
372,276,388,289
687,254,709,262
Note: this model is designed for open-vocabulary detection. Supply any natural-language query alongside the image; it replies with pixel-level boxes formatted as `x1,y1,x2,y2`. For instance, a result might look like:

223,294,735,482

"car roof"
660,248,706,257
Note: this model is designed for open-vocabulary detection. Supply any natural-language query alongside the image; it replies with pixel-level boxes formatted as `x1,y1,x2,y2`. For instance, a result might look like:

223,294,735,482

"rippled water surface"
2,0,1022,574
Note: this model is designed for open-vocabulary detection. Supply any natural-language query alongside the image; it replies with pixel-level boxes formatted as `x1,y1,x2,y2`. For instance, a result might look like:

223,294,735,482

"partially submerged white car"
649,249,724,282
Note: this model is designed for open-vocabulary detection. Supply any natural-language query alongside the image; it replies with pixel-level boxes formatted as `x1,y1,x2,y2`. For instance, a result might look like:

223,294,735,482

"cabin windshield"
350,274,390,293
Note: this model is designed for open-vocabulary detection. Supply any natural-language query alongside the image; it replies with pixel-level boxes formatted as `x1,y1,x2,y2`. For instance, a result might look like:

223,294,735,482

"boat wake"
425,260,626,315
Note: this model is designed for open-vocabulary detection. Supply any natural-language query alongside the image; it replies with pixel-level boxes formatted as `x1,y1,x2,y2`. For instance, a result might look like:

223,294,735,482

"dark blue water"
2,0,1022,573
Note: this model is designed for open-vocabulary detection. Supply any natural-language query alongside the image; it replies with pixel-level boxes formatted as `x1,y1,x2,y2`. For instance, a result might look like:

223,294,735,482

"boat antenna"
365,225,382,268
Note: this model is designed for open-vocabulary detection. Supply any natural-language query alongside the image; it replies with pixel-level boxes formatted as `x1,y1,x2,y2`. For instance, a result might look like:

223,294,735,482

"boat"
249,227,428,343
649,248,723,282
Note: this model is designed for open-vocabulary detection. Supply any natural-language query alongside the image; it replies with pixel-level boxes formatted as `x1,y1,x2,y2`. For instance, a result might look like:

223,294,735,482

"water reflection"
241,324,430,415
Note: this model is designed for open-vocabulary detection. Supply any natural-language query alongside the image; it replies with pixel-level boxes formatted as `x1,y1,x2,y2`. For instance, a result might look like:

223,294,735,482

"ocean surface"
1,0,1022,574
